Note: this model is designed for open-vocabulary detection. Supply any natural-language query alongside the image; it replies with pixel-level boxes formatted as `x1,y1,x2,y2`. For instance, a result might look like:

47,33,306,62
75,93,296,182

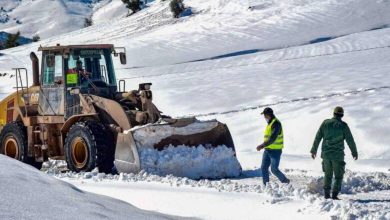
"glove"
311,153,316,160
256,144,265,151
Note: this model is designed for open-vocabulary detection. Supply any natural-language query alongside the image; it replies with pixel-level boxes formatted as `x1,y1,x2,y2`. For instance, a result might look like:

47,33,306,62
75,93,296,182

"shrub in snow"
0,10,9,23
122,0,142,15
169,0,185,18
5,31,20,49
32,35,40,42
84,17,93,27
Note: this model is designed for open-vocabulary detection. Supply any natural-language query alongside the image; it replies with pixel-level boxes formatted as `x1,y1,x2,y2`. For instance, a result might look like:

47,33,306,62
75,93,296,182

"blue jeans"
261,149,289,185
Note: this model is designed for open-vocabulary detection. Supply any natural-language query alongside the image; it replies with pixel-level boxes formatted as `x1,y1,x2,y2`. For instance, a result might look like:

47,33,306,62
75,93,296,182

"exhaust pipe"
30,52,40,86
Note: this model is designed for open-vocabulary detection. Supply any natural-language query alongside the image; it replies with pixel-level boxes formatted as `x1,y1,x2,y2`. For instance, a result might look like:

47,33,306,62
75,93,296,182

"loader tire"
0,122,42,170
64,121,114,173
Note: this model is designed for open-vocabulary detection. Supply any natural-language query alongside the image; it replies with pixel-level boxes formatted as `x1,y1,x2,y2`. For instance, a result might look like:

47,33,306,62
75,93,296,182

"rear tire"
0,122,42,170
64,121,114,173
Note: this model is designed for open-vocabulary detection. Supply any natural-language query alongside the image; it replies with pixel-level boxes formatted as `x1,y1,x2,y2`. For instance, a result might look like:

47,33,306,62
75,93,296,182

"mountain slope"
0,0,128,39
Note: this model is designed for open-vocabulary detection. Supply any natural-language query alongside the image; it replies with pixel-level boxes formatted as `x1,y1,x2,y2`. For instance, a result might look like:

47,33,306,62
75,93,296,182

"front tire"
0,122,42,169
64,121,114,173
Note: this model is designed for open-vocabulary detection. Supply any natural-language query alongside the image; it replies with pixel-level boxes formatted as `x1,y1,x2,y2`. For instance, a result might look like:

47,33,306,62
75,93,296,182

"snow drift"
139,145,242,179
0,155,187,220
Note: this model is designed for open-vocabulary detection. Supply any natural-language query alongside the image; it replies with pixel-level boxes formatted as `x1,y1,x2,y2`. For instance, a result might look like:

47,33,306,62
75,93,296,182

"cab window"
65,49,116,87
42,54,63,86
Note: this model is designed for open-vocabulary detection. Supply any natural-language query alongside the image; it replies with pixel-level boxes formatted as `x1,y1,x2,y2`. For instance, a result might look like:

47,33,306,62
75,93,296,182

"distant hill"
0,0,128,40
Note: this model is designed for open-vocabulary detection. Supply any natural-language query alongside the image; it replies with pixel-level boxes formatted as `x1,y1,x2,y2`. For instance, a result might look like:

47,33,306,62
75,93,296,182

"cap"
334,106,344,115
261,107,274,115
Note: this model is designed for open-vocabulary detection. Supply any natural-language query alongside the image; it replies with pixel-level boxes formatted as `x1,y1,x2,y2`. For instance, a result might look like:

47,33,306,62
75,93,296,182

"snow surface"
139,145,241,179
47,165,390,220
92,0,128,25
0,0,128,39
0,155,188,220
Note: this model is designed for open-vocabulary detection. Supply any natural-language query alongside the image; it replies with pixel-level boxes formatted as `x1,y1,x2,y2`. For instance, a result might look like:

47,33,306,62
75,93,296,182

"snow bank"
0,155,185,220
307,171,390,194
139,145,242,179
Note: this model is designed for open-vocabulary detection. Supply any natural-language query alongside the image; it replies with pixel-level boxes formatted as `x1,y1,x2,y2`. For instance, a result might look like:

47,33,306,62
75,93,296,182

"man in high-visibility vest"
73,59,90,83
257,107,290,186
311,106,358,200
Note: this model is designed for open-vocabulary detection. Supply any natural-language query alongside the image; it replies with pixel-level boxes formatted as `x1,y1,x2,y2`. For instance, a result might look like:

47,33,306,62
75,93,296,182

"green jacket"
311,117,358,161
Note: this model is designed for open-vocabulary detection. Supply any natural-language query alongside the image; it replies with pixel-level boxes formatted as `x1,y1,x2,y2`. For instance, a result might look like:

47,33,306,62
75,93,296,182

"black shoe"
324,191,330,199
331,192,340,200
282,179,290,184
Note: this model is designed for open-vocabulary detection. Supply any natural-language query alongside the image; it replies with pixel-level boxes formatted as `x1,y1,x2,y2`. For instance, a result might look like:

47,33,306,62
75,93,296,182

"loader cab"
64,48,117,92
38,44,125,118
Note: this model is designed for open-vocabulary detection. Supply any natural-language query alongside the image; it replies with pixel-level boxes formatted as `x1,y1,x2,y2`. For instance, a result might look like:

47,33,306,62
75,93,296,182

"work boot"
324,191,330,199
282,178,290,184
331,192,340,200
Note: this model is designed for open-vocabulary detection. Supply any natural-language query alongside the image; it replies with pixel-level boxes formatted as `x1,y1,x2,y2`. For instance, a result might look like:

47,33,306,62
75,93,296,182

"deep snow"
46,164,390,220
0,155,187,220
139,145,241,179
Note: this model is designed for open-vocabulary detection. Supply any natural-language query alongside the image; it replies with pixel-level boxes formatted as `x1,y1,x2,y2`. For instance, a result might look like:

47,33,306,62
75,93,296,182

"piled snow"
127,120,242,179
43,144,242,180
42,158,68,172
139,145,242,179
306,171,390,195
302,195,390,220
0,155,185,220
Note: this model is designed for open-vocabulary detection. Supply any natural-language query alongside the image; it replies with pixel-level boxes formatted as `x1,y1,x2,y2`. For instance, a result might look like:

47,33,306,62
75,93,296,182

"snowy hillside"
0,0,389,219
0,0,128,39
1,0,389,166
0,155,185,220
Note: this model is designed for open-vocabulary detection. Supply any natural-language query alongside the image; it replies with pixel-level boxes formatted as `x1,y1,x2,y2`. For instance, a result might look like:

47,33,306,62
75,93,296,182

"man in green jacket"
310,106,358,200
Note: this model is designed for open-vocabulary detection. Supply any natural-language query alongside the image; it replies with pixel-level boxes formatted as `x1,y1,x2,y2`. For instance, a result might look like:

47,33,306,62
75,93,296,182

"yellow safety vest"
264,118,284,150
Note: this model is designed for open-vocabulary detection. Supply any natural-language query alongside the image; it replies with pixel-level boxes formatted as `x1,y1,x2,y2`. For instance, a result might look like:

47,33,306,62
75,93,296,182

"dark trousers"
322,159,345,193
261,149,288,185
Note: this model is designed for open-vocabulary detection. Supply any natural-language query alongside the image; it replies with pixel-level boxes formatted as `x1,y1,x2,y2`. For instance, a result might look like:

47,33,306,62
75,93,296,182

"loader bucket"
114,118,239,178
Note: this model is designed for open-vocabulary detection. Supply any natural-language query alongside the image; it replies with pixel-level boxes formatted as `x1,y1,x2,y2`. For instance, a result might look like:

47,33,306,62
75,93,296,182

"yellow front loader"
0,44,236,175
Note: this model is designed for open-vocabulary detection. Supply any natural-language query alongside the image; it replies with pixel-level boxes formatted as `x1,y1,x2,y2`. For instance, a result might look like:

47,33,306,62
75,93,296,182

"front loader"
0,44,237,174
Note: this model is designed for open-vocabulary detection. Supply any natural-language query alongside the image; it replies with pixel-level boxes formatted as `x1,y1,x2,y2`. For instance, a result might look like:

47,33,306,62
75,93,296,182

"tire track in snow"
183,86,390,118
